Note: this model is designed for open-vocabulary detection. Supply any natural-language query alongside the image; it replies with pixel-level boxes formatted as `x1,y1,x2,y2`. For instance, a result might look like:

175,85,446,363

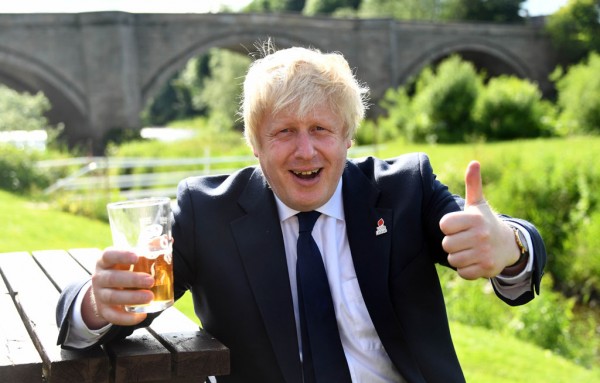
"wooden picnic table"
0,248,230,382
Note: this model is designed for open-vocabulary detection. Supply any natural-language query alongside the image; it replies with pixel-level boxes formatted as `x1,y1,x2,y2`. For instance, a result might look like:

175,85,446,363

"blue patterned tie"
296,211,351,383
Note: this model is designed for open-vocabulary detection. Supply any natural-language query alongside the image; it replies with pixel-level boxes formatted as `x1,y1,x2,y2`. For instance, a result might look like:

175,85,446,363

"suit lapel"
230,168,302,383
342,161,425,382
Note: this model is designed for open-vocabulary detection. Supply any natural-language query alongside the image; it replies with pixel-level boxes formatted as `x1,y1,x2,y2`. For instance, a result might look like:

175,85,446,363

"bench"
0,248,230,382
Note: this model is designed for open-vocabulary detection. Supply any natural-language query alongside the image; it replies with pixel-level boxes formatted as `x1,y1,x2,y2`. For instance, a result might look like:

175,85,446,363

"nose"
294,131,316,159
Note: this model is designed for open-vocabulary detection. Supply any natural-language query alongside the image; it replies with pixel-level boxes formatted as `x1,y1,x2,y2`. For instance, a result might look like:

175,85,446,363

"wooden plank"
158,330,229,379
67,248,102,275
105,329,172,383
0,252,109,383
0,277,43,383
32,250,91,291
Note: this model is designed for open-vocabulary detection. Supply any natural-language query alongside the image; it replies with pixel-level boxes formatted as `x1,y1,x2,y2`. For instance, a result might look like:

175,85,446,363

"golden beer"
125,248,174,313
107,197,174,314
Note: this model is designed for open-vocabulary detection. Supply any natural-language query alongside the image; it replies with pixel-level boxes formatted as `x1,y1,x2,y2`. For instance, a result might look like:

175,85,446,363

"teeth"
293,169,319,176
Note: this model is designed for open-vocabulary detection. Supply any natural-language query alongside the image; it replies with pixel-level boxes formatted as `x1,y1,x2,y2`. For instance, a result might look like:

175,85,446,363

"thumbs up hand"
439,161,521,280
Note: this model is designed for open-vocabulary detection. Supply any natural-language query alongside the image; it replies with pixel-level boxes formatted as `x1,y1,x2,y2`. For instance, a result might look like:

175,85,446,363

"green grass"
451,321,600,382
0,190,112,252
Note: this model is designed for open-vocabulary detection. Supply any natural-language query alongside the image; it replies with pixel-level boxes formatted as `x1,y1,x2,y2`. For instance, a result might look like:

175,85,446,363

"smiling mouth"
291,168,321,179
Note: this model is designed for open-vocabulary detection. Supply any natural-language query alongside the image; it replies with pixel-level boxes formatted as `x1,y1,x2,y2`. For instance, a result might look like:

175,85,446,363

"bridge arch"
397,38,532,87
141,32,322,108
0,47,89,145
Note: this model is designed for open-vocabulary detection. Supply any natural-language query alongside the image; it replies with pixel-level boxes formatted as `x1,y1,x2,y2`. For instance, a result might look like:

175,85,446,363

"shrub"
553,52,600,135
407,55,482,143
0,85,51,132
474,76,555,140
566,208,600,303
0,144,50,193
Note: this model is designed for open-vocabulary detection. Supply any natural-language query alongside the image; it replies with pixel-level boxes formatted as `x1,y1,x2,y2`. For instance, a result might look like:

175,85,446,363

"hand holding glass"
107,197,174,313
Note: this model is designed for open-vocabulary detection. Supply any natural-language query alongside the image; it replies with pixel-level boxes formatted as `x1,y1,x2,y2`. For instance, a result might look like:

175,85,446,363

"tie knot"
297,211,321,234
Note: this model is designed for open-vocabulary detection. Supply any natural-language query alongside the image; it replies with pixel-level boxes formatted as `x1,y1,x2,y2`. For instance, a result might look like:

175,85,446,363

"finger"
93,269,154,289
465,160,485,207
441,230,474,254
98,306,148,326
97,248,139,270
94,287,154,306
455,265,482,281
439,210,485,235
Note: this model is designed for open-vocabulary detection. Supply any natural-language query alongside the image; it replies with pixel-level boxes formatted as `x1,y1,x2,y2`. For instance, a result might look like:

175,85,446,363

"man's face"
253,105,351,212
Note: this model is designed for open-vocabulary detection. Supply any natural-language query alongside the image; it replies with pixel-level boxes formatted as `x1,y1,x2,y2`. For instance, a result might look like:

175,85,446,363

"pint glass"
107,197,174,313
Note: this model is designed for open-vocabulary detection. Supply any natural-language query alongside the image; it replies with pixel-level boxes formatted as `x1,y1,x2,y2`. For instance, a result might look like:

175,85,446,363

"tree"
244,0,306,12
440,0,524,23
304,0,361,15
198,49,251,132
545,0,600,66
358,0,440,20
141,54,211,126
0,85,52,132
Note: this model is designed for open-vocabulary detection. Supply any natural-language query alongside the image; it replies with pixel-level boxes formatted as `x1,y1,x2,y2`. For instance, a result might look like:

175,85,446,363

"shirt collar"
274,178,345,222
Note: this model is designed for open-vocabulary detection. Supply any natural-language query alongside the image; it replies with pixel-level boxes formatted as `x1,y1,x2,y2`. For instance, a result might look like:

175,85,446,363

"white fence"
39,145,379,201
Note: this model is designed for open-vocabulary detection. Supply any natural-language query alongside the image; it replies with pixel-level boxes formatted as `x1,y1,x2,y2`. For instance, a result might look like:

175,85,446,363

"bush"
439,267,599,368
0,144,50,193
474,76,555,140
378,55,555,143
0,85,51,132
553,52,600,135
567,208,600,303
407,55,482,143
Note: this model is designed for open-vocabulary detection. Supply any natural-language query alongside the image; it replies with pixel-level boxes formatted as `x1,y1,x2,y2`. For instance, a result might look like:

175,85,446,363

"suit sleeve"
56,278,157,350
493,216,547,306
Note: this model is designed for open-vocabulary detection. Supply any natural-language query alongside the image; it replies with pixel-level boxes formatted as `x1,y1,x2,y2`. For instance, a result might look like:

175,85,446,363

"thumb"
465,160,485,207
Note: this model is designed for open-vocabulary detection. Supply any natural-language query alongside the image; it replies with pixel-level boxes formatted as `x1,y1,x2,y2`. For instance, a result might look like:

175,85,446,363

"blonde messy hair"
241,40,369,149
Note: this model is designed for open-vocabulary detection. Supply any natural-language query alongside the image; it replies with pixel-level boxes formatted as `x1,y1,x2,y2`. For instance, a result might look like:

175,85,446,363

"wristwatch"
510,228,529,267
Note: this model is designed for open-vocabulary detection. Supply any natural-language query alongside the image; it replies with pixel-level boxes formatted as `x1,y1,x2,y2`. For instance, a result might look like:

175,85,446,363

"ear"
346,138,353,149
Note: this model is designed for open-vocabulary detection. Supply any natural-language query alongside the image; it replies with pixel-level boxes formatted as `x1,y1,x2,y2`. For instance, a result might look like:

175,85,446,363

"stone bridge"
0,12,557,152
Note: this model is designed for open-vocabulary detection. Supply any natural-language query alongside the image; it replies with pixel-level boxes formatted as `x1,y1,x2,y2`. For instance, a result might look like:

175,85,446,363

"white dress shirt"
65,178,534,383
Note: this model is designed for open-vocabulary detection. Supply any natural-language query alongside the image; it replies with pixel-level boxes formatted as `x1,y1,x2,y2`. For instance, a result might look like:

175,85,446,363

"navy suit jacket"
57,153,546,383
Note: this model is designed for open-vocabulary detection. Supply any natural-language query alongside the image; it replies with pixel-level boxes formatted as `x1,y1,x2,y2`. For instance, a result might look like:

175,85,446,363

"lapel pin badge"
376,218,388,236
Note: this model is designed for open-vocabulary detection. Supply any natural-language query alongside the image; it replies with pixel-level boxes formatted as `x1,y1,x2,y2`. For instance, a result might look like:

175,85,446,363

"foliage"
244,0,306,12
545,0,600,66
141,54,211,126
440,267,600,368
440,0,525,23
378,55,559,143
198,49,251,133
0,85,51,132
304,0,360,15
141,49,250,135
552,52,600,135
473,76,555,140
354,112,402,145
357,0,441,20
381,55,483,143
0,144,51,193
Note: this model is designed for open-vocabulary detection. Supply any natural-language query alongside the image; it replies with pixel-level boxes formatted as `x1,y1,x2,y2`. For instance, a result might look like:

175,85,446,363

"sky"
0,0,570,16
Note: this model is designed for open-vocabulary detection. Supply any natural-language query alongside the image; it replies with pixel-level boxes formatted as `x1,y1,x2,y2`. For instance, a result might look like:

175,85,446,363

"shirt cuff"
63,280,112,349
491,222,534,300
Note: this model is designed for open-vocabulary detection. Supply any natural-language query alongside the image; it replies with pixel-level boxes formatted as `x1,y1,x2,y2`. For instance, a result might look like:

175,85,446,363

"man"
57,43,546,383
